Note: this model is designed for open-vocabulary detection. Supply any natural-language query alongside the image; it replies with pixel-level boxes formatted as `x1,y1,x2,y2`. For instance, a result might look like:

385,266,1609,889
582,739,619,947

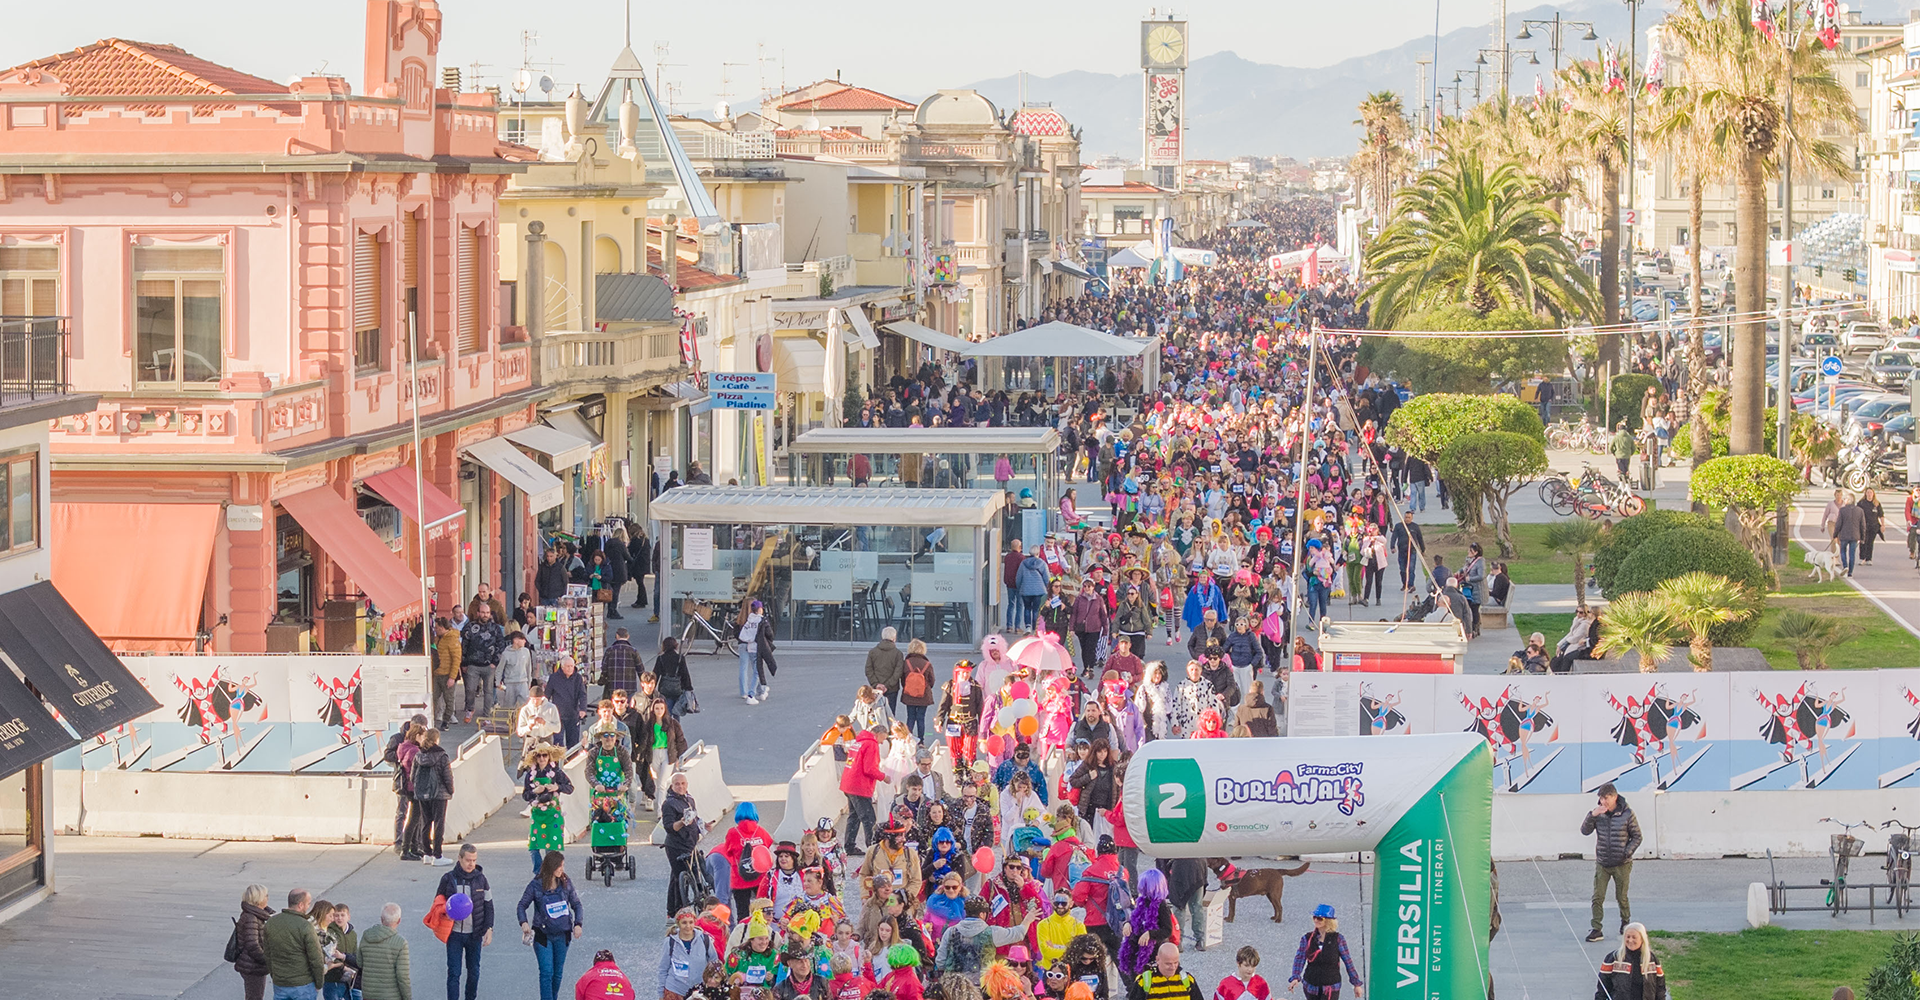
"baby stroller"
582,749,636,886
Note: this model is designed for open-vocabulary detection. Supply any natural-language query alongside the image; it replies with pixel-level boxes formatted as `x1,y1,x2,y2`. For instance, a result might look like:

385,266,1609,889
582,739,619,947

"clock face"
1144,23,1186,67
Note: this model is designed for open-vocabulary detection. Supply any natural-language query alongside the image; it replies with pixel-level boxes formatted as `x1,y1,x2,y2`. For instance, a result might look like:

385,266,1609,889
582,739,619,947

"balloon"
446,892,473,922
986,734,1006,756
1017,716,1039,738
995,706,1018,729
972,847,995,874
1009,698,1038,718
752,845,773,875
1007,681,1032,701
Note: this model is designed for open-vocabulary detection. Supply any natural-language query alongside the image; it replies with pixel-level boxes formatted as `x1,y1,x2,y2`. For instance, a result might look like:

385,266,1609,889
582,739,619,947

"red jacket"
721,819,773,890
1071,854,1127,927
881,967,924,1000
575,959,637,999
839,731,886,797
1039,835,1083,888
1106,802,1136,849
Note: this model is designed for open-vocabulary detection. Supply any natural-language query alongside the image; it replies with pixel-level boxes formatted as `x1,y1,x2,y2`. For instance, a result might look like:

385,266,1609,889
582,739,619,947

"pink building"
0,0,558,653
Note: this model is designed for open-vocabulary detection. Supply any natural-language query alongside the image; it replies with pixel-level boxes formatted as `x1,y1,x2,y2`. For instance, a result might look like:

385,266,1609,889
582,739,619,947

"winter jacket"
1580,796,1643,868
900,654,937,708
1223,631,1263,671
460,619,506,669
410,745,453,801
658,930,721,997
535,558,570,603
1593,948,1666,1000
1069,762,1119,820
263,908,326,988
654,650,694,699
545,667,589,725
1015,554,1051,597
1003,550,1027,588
435,863,496,936
864,639,906,691
1071,855,1125,927
1069,592,1111,634
1114,598,1155,635
516,876,584,937
840,731,886,797
1234,698,1279,738
235,901,273,977
356,924,411,1000
434,628,462,679
935,916,1025,975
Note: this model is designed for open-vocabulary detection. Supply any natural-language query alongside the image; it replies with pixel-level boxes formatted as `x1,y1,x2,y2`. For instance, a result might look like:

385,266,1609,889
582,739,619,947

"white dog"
1805,547,1841,582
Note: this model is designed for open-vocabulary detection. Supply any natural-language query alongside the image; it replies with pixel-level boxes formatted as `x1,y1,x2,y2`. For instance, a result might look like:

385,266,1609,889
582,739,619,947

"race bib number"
746,967,769,984
945,724,962,738
544,899,570,921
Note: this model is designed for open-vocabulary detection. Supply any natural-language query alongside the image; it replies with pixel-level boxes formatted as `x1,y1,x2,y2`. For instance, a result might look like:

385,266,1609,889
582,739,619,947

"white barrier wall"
648,742,736,846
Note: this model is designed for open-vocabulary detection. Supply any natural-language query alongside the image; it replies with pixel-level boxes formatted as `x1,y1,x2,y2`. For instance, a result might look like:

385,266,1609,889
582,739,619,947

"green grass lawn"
1513,612,1574,643
1649,927,1898,1000
1750,541,1920,670
1424,521,1578,585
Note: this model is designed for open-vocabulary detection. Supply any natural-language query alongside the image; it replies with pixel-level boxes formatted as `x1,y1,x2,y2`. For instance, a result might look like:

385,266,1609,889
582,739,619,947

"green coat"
356,924,412,1000
262,910,326,987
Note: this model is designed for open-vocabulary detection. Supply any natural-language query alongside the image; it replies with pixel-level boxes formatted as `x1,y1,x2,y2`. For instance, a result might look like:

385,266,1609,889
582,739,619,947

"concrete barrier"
441,736,518,844
63,768,380,842
649,741,736,846
1488,786,1920,860
774,742,846,843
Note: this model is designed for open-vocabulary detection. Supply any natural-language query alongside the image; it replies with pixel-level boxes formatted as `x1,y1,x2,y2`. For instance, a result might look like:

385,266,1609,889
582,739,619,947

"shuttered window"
353,232,383,371
402,213,419,290
457,226,484,356
132,246,224,384
0,246,58,319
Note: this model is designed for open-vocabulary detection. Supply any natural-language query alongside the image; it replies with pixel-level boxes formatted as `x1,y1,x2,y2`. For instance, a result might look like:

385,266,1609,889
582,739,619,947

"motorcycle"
1838,441,1909,493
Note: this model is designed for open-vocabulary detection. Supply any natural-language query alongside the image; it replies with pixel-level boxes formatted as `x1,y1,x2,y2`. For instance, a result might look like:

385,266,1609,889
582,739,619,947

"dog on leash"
1206,857,1312,923
1805,547,1841,583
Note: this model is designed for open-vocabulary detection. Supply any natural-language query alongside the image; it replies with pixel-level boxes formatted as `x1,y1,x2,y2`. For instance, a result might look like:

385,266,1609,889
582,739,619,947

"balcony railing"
0,317,70,408
541,327,682,389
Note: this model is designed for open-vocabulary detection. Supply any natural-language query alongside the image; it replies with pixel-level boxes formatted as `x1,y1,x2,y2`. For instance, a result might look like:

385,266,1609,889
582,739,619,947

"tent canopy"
786,426,1062,455
962,322,1152,358
650,486,1006,527
1106,245,1156,268
1226,219,1269,229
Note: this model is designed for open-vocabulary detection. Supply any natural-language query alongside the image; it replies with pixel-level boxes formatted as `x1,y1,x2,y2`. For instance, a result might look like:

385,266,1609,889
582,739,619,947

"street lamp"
1517,11,1599,83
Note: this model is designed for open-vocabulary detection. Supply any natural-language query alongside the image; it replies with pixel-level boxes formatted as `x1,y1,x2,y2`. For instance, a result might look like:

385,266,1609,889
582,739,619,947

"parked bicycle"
1546,418,1609,454
1823,817,1873,916
1885,819,1918,917
1537,465,1646,519
676,599,738,656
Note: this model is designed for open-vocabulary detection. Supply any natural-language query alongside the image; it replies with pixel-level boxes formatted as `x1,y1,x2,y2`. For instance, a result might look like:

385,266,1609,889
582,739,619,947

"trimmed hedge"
1605,373,1661,432
1612,527,1767,646
1593,509,1717,596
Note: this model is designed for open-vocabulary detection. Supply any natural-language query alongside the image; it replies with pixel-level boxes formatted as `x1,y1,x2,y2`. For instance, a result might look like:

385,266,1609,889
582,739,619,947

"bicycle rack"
1765,849,1904,922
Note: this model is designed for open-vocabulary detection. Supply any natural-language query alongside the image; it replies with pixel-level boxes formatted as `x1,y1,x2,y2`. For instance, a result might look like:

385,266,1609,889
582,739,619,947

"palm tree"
1593,591,1676,673
1354,91,1413,236
1361,154,1600,327
1654,571,1761,671
1543,518,1604,607
1771,609,1854,669
1557,57,1633,373
1645,87,1720,473
1662,0,1856,455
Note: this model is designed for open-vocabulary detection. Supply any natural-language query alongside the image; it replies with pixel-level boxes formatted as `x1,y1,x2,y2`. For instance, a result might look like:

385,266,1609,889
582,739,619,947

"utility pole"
1623,0,1643,319
1415,57,1432,159
1774,2,1803,563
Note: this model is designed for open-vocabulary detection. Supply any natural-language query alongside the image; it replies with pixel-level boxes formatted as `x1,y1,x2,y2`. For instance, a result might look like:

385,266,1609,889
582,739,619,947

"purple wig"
1117,868,1170,976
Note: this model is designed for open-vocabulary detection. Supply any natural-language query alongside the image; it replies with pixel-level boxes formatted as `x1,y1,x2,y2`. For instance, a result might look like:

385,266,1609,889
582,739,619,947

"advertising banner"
1123,734,1493,1000
1145,72,1182,166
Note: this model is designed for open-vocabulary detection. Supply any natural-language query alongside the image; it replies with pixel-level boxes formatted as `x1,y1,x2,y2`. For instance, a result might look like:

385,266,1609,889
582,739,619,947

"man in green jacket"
1610,421,1635,480
263,888,326,998
358,903,413,1000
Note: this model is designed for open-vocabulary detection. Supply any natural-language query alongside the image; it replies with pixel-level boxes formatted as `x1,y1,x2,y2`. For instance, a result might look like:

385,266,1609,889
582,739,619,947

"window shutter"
458,227,482,355
354,233,380,333
133,246,224,272
403,213,419,289
0,247,57,271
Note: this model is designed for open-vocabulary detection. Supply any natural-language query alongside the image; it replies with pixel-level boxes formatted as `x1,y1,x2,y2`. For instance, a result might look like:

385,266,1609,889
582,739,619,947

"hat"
1097,834,1117,855
775,841,800,856
880,816,912,835
970,760,992,774
784,939,816,961
1006,945,1033,963
1313,903,1336,919
816,817,835,833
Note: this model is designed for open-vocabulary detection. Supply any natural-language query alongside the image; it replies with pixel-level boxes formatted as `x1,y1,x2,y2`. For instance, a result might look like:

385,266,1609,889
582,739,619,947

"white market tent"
962,322,1159,397
1106,245,1156,268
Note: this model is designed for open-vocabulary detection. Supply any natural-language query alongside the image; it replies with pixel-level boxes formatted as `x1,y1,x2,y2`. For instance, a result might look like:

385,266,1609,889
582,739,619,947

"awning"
1049,260,1097,282
842,307,881,350
361,467,466,542
0,665,78,779
883,321,972,354
465,436,566,514
276,486,425,622
772,337,828,394
0,581,163,740
650,486,1007,527
1107,245,1155,268
52,502,220,652
543,409,606,454
962,321,1152,358
505,423,591,470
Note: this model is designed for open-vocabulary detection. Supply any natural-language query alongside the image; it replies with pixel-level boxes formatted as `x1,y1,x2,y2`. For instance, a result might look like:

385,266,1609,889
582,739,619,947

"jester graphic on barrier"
1460,686,1558,791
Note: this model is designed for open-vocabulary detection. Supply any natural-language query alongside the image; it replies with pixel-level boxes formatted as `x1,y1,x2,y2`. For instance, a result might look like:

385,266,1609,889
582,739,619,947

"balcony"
904,138,1006,163
0,317,70,410
540,326,684,392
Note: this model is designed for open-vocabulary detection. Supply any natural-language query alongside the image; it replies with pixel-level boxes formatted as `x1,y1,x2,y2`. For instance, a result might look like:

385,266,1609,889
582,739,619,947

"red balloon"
972,847,995,874
986,734,1006,756
752,845,773,875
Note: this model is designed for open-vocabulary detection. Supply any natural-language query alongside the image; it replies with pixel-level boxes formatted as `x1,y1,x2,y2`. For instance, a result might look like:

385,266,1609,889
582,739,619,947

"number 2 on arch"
1156,782,1188,819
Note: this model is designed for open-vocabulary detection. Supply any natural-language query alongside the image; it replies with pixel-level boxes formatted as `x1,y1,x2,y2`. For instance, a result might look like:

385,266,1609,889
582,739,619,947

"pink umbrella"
1009,634,1072,673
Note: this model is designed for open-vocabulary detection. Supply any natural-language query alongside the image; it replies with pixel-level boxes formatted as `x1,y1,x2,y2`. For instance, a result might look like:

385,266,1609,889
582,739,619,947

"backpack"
1066,844,1093,887
411,756,443,801
222,917,243,964
1099,871,1135,930
736,839,765,883
903,666,929,700
944,926,989,974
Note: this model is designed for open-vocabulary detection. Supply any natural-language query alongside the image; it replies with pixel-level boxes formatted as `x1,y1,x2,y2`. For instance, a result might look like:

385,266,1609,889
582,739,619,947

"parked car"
1871,350,1918,387
1634,259,1662,279
1844,322,1888,353
1890,337,1920,353
1881,412,1917,445
1800,331,1840,357
1657,256,1674,274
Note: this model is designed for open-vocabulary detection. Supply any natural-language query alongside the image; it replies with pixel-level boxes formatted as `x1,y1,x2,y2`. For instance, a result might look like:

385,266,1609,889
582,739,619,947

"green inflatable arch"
1122,732,1494,999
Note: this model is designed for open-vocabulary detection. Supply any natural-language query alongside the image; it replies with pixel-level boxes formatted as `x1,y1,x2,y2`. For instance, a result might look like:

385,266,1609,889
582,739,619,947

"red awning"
52,503,220,652
361,466,466,542
276,486,424,622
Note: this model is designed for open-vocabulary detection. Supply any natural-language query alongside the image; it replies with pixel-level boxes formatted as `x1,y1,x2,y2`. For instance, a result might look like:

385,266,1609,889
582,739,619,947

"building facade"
0,0,546,652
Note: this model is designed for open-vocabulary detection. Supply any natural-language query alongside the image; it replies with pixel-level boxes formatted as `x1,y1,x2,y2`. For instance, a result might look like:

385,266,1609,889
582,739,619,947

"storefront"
649,486,1005,646
777,427,1063,512
0,581,160,920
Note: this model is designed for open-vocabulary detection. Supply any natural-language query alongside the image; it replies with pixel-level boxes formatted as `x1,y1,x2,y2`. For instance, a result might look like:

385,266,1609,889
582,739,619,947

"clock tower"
1140,15,1187,190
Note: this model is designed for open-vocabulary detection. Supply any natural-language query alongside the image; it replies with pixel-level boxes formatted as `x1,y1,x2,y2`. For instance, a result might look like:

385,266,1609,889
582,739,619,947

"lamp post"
1476,47,1541,102
1455,68,1481,106
1517,11,1599,83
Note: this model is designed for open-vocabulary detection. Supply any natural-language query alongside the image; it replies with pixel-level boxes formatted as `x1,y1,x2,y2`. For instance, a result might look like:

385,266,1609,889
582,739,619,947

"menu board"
682,528,714,570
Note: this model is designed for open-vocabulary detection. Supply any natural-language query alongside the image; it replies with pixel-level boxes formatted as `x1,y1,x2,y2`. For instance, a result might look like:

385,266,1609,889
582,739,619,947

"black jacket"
235,901,274,977
1580,797,1643,868
435,863,496,936
653,651,694,698
603,536,630,588
411,745,454,801
1593,948,1666,1000
534,558,570,603
661,790,700,855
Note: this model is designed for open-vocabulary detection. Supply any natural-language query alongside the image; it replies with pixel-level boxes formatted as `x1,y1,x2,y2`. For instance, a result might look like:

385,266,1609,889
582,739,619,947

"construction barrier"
648,741,735,846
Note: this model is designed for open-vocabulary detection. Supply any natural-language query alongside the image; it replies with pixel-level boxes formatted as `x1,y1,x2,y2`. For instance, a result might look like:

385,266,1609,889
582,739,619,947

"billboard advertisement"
1146,72,1183,166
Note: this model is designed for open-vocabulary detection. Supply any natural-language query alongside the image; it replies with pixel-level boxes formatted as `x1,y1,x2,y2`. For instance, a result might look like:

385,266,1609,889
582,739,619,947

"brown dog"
1207,858,1311,923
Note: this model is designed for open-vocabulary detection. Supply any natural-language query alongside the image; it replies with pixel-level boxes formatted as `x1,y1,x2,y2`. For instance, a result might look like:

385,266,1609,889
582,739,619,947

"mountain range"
960,0,1914,161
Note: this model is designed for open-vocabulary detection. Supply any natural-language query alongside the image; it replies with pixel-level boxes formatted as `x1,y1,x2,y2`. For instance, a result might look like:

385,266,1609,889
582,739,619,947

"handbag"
594,588,614,603
222,917,243,964
682,691,700,715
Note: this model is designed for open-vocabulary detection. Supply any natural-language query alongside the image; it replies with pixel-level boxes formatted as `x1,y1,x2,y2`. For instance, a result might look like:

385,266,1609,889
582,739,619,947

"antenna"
623,0,633,49
464,60,492,91
721,61,753,102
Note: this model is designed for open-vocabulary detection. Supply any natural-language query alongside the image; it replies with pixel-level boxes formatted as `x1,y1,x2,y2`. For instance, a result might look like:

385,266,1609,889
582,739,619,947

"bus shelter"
778,426,1062,507
963,322,1159,397
649,486,1006,646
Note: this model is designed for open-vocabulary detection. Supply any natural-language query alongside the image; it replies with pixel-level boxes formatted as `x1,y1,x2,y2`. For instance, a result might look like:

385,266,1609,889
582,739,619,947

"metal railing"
0,317,70,407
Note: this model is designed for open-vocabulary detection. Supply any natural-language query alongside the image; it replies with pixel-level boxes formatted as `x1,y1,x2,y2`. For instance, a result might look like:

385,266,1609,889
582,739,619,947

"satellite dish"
285,74,302,86
537,74,555,98
514,69,532,94
803,114,822,131
715,99,732,120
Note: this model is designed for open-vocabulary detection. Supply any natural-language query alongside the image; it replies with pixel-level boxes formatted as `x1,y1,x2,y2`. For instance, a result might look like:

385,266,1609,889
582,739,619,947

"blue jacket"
1015,554,1051,597
1182,581,1227,629
544,667,589,722
516,877,583,937
435,863,495,936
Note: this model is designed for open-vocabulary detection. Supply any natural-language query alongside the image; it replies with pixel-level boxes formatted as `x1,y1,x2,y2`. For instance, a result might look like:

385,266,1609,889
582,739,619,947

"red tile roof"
774,83,913,112
1008,107,1068,137
772,127,867,140
644,246,741,291
1083,181,1166,194
8,38,289,97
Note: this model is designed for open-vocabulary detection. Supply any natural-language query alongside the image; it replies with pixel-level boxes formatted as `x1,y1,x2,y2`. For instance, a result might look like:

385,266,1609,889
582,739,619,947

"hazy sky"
3,0,1513,113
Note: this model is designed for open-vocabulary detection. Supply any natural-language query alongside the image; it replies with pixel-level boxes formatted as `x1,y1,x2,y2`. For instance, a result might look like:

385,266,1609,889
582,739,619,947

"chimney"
441,66,461,92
